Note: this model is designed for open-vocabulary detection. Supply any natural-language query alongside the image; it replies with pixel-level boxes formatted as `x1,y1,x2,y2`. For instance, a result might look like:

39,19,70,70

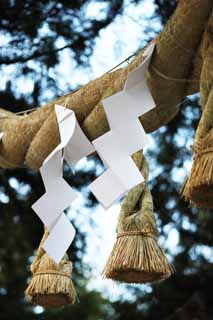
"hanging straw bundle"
25,229,76,307
182,17,213,208
103,152,174,283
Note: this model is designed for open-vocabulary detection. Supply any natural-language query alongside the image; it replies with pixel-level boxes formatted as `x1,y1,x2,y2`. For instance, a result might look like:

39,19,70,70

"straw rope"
102,151,174,283
25,228,77,307
0,0,211,170
182,14,213,208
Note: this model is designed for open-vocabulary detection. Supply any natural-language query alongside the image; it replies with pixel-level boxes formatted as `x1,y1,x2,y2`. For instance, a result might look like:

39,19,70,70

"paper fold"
89,43,155,208
32,104,94,263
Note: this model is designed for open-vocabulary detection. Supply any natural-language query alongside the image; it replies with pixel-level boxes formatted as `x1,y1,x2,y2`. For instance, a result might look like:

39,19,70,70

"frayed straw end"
182,152,213,208
102,235,174,284
25,254,77,307
25,273,77,307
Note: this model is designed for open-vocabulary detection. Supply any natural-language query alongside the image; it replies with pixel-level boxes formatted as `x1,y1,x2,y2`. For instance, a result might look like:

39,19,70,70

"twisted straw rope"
102,150,174,282
116,151,157,235
0,0,211,170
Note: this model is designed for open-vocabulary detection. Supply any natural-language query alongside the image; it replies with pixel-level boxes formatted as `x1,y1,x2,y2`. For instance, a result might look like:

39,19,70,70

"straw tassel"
103,151,174,283
25,228,77,307
182,129,213,208
182,17,213,208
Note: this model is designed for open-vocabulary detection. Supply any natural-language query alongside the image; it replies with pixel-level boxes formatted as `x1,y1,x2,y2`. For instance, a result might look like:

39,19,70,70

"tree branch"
0,43,73,65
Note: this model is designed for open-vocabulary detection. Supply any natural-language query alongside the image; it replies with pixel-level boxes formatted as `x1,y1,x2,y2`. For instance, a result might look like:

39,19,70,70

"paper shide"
89,43,155,208
32,43,155,263
32,105,94,263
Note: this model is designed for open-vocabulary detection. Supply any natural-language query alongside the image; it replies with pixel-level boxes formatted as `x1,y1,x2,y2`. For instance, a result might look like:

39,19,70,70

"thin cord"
0,0,211,120
106,52,138,74
150,65,200,83
0,51,139,120
0,107,39,119
0,49,198,120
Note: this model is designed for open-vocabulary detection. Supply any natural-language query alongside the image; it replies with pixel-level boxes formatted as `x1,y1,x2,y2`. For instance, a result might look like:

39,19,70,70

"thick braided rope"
180,15,213,207
191,15,213,157
0,0,211,170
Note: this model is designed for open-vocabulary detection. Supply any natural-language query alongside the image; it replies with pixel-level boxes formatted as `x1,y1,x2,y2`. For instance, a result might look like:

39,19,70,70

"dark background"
0,1,212,319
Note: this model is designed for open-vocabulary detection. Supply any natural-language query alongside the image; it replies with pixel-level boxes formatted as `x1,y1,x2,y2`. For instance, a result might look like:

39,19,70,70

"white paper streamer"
45,105,94,165
32,104,94,263
90,43,155,208
31,43,155,259
32,151,78,231
43,213,76,264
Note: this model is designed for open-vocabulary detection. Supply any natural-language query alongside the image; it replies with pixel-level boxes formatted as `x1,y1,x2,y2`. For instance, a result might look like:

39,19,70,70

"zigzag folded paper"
90,43,155,208
45,105,94,165
32,105,94,263
32,42,155,260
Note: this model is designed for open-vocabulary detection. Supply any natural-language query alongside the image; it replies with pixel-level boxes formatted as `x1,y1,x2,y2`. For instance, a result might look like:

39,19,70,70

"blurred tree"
0,0,129,109
0,1,213,320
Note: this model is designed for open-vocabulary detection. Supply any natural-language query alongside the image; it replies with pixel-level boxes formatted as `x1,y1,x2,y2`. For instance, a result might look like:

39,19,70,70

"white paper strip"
104,43,155,130
124,42,155,91
32,148,78,262
44,106,75,164
64,119,94,165
90,43,155,208
92,120,149,189
45,105,94,165
90,168,126,209
32,104,94,263
43,213,76,264
32,153,78,231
